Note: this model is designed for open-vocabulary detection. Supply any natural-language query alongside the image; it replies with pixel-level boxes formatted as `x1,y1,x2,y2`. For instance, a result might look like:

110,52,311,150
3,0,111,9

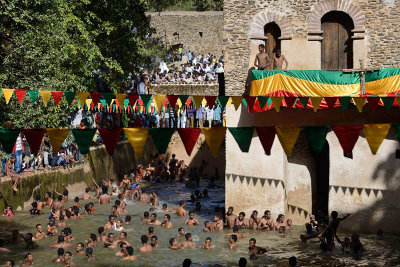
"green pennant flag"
302,126,331,153
27,90,39,104
0,129,21,154
393,124,400,143
241,98,248,107
298,97,309,108
339,96,351,112
258,96,269,109
140,94,152,109
179,95,189,106
124,99,129,108
100,99,107,109
217,96,230,109
381,97,395,112
149,128,175,154
102,93,115,106
71,128,97,154
64,91,76,106
228,127,254,152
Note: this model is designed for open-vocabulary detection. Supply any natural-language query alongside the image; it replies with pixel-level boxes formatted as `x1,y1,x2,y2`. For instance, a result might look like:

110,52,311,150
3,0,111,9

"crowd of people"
0,152,367,266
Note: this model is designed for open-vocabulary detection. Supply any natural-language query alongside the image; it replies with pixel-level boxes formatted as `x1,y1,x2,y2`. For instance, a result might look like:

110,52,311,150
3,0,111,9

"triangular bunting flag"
217,96,230,109
71,128,97,154
2,89,14,104
231,96,242,110
244,96,257,111
258,96,269,109
303,126,331,153
332,125,362,154
140,94,152,109
40,91,52,107
46,129,70,154
15,90,27,104
270,97,283,112
352,97,366,112
179,95,189,107
167,95,179,108
205,96,217,109
255,127,276,155
192,96,204,109
153,95,166,112
310,97,323,112
228,127,254,152
149,128,175,154
102,93,114,106
339,96,351,112
28,90,39,104
201,127,226,157
22,129,45,156
325,97,338,111
362,124,391,155
98,128,122,156
275,126,301,156
115,93,127,108
127,94,139,106
123,128,149,158
90,92,102,106
64,91,76,106
298,97,309,109
51,91,63,106
242,98,248,107
367,96,380,112
76,92,89,107
284,97,297,109
381,97,395,112
177,128,201,156
0,129,20,154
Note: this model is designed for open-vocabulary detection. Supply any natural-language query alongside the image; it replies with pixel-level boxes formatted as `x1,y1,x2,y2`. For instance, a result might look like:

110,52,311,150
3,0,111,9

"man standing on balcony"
254,44,271,70
273,49,288,71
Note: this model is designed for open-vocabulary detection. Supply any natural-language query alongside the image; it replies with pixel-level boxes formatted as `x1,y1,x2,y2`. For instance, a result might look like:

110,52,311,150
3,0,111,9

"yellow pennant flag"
40,91,52,107
230,96,242,110
310,97,323,112
85,99,92,109
270,97,283,112
275,126,301,156
192,96,204,109
77,92,89,107
115,93,126,108
46,128,70,153
123,128,149,158
2,89,15,104
153,95,166,111
201,127,226,157
353,97,365,112
362,124,391,154
177,98,182,108
226,97,232,107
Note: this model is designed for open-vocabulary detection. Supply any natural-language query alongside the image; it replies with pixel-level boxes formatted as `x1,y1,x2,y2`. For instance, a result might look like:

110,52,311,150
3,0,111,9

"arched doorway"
321,11,354,70
264,22,281,65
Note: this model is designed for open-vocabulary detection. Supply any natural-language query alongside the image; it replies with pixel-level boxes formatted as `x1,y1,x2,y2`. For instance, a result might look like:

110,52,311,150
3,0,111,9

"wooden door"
321,12,353,70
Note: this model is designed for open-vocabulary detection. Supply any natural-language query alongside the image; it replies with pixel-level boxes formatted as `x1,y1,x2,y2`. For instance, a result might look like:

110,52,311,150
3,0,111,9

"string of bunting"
0,124,399,159
1,89,399,113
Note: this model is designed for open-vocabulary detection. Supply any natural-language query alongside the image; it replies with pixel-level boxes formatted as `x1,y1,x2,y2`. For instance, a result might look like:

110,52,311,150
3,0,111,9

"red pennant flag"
127,94,139,106
367,97,380,112
98,128,122,156
255,127,276,155
284,97,297,109
51,91,64,106
15,90,27,104
332,125,362,154
23,129,45,156
205,96,217,109
177,128,201,156
245,96,257,111
167,95,179,108
90,92,102,106
325,97,338,111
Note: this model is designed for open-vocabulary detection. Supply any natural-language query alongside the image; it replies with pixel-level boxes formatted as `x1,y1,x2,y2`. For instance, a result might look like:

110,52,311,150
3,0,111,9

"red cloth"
332,125,362,154
167,95,179,108
15,90,27,104
325,97,338,111
177,128,201,156
367,97,380,111
23,129,45,156
205,96,217,109
245,96,257,112
127,94,139,106
284,96,297,109
51,91,64,106
90,92,102,106
98,128,122,156
255,127,276,155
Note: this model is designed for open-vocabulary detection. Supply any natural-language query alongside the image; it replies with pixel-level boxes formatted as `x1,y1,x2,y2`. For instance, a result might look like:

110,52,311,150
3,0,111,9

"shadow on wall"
244,67,256,95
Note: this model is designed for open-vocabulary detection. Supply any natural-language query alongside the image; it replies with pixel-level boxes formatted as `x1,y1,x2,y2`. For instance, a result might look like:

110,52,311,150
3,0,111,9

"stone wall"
148,11,223,56
223,0,400,94
150,83,219,95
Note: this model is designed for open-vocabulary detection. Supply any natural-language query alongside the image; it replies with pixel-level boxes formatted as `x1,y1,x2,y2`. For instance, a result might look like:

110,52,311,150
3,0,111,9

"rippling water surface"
1,181,400,266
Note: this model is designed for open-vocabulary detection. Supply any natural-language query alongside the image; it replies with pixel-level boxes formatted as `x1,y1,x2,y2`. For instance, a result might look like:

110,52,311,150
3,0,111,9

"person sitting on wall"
273,49,288,71
5,157,19,192
254,44,272,70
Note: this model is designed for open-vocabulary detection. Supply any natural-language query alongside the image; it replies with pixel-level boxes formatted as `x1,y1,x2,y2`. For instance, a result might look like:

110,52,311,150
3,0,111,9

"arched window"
264,22,281,63
321,11,354,70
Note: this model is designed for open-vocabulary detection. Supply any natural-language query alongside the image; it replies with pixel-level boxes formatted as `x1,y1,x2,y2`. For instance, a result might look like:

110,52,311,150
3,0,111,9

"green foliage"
146,0,223,11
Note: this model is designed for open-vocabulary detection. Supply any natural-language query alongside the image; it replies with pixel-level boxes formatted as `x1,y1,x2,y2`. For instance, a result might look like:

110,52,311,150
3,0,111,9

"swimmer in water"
150,236,161,248
34,224,47,240
86,247,95,262
104,233,118,248
149,213,162,226
203,221,213,232
162,214,173,228
201,237,213,249
185,211,200,226
235,212,250,229
225,225,246,240
85,233,97,248
224,207,237,229
49,235,72,249
75,243,85,255
179,233,197,248
147,227,155,238
122,246,136,261
165,200,187,217
248,238,268,254
212,214,224,231
229,234,238,250
141,211,150,222
258,210,274,230
52,248,65,263
169,237,183,250
82,187,92,200
139,235,153,253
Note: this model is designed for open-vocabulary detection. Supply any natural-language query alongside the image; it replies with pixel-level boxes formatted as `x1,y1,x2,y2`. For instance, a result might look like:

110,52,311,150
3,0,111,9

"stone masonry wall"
150,83,219,95
223,0,400,94
148,11,224,56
